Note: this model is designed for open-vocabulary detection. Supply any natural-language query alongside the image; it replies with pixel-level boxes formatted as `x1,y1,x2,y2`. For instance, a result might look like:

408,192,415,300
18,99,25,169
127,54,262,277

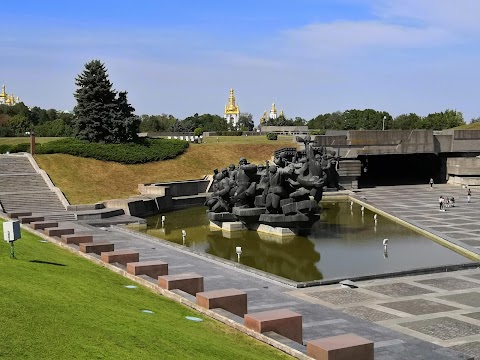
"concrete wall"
139,179,210,197
447,157,480,176
308,129,480,158
451,130,480,152
348,130,434,154
313,135,348,147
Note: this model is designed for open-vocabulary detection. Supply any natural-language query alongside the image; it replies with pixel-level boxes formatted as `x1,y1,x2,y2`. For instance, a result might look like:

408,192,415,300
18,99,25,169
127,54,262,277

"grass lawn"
0,137,63,145
454,122,480,130
35,141,297,204
0,219,290,359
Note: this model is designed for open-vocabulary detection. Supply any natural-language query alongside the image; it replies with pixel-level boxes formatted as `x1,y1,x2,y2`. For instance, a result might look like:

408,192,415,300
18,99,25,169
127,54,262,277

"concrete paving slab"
379,299,459,316
400,317,480,340
439,292,480,307
417,278,480,291
366,283,436,297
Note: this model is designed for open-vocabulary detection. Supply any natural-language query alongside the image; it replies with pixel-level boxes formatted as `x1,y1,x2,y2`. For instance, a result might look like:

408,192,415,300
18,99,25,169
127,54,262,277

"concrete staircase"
0,154,74,220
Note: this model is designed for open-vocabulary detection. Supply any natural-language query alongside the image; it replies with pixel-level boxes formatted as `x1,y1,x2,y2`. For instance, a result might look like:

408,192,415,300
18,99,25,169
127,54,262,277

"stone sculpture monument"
205,136,341,235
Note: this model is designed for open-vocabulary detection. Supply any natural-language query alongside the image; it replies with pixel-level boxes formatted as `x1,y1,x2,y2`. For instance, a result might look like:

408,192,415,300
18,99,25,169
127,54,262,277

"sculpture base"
210,221,247,232
207,212,237,222
248,223,298,238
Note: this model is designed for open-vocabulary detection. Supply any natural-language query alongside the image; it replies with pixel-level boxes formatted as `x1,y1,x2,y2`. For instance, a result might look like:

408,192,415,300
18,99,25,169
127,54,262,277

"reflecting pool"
139,201,473,282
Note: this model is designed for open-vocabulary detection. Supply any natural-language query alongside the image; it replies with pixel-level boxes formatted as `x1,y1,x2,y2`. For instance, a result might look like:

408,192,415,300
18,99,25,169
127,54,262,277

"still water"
139,202,472,282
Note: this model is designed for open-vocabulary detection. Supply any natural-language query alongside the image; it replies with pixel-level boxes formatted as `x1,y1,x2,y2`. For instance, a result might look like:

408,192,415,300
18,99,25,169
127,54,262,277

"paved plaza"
355,184,480,257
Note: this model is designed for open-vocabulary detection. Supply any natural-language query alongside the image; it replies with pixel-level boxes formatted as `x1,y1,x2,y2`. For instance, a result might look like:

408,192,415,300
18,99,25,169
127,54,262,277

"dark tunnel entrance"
357,153,442,187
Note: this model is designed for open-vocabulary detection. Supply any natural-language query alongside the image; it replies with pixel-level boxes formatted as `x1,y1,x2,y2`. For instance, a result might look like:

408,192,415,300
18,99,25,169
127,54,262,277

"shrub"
0,143,32,154
309,130,326,135
35,138,189,164
266,133,278,140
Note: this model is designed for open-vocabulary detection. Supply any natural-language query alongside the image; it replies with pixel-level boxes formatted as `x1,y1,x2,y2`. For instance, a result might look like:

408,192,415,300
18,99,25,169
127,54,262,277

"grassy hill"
35,137,295,204
454,122,480,130
0,218,290,359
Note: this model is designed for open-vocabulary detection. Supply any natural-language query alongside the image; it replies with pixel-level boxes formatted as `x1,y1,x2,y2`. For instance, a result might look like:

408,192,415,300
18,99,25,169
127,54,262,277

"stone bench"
80,242,114,255
7,211,32,219
306,334,374,360
127,260,168,278
44,227,75,237
158,273,204,296
196,288,247,317
60,234,93,245
101,249,139,265
18,216,44,224
244,309,303,344
30,221,58,231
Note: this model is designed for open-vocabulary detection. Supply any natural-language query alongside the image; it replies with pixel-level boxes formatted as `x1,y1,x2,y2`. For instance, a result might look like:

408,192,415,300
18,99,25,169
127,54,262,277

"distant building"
260,102,285,125
0,84,20,106
224,88,240,128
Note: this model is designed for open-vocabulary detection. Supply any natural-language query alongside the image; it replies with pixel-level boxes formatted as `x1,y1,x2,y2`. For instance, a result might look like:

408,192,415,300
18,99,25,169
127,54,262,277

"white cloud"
373,0,480,33
282,20,453,56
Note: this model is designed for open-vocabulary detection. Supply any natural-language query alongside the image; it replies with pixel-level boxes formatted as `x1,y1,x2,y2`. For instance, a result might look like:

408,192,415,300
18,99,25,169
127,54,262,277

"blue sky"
2,0,480,124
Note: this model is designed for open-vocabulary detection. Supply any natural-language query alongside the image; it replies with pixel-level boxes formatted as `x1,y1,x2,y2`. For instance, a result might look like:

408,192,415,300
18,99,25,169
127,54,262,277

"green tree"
74,60,117,142
307,111,343,130
140,114,177,132
112,91,140,143
8,114,30,135
46,109,58,122
422,109,465,130
73,60,139,143
238,113,254,131
29,106,49,125
34,119,73,137
292,117,306,126
392,113,422,129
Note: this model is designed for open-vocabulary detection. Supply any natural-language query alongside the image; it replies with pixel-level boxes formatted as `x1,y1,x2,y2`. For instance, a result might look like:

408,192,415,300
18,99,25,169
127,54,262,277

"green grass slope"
0,220,290,359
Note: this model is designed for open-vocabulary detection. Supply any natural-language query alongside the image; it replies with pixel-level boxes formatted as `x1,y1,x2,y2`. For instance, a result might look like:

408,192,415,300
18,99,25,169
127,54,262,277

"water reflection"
140,202,472,282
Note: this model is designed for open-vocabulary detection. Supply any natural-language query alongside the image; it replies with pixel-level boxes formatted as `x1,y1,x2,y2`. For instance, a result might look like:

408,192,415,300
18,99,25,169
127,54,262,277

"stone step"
0,155,68,215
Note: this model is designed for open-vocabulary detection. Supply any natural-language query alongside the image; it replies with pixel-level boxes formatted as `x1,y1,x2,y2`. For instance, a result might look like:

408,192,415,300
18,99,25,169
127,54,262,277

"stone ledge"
196,288,247,317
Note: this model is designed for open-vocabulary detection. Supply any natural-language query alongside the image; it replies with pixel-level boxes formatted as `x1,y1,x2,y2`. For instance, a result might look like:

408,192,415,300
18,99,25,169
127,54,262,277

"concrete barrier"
60,234,94,245
30,221,58,230
127,260,168,278
158,273,204,296
101,249,139,265
196,288,247,317
80,242,114,255
306,334,374,360
244,309,303,344
44,227,74,237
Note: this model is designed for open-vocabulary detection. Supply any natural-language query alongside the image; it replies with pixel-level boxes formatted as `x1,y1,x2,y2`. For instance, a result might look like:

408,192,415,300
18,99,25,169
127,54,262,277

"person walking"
429,178,434,188
439,195,445,211
468,188,472,203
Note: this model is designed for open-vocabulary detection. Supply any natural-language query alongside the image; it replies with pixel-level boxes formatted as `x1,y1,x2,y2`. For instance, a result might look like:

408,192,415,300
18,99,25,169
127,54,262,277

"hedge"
0,143,32,154
215,131,243,136
266,133,278,140
34,138,189,164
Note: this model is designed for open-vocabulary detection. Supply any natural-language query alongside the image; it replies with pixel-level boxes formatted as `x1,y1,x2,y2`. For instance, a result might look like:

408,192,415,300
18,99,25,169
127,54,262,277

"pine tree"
74,60,117,143
113,91,140,143
73,60,140,143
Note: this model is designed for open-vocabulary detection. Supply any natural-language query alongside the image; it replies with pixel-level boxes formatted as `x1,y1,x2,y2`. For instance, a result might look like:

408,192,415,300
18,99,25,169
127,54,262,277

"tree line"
0,102,75,137
307,109,466,131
